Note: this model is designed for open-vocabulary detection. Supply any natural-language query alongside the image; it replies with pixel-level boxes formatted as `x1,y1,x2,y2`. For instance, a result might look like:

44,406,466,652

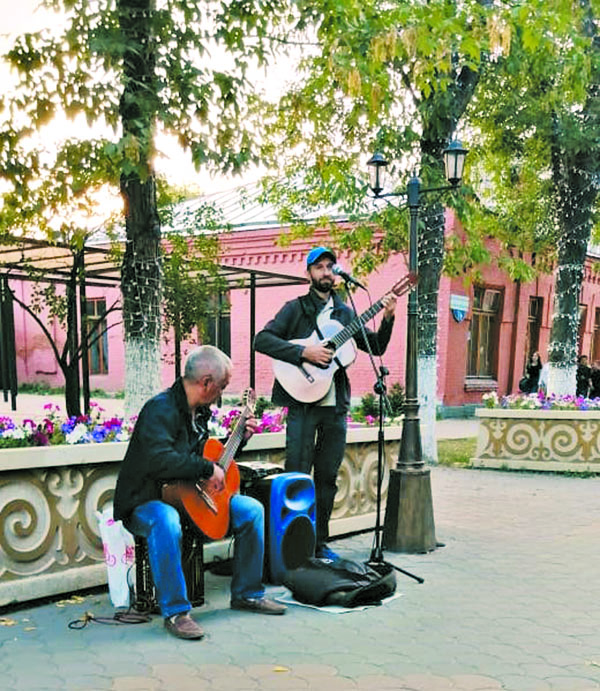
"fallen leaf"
0,618,17,626
273,666,290,673
23,627,37,632
55,595,86,607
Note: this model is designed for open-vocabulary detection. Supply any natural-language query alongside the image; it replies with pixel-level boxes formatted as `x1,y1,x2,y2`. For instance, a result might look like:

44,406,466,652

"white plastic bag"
96,507,136,608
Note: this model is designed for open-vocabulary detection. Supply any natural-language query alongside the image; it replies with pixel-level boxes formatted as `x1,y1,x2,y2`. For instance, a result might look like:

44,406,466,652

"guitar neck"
220,407,250,472
327,296,388,350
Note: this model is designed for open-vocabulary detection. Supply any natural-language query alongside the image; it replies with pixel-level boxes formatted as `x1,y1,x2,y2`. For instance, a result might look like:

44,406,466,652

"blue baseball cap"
306,246,336,268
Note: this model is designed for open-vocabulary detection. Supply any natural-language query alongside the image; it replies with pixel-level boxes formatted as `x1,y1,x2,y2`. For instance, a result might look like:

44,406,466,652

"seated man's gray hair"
184,345,232,382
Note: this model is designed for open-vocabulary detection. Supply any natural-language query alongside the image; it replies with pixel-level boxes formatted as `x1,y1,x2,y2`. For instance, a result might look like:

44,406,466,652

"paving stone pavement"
2,465,600,691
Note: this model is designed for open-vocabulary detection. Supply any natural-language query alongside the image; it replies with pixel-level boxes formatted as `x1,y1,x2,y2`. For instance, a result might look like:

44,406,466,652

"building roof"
165,180,352,234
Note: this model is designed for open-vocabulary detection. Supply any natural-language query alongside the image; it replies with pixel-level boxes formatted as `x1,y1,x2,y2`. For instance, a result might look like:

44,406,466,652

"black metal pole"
398,176,423,469
383,173,437,553
0,277,7,402
250,272,256,391
78,249,91,415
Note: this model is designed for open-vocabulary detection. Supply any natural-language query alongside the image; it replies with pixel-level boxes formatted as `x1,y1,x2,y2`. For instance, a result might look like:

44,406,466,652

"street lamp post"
367,141,467,553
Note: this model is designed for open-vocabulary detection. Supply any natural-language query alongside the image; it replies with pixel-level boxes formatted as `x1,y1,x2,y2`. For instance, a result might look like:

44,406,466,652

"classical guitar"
162,389,256,541
272,273,417,403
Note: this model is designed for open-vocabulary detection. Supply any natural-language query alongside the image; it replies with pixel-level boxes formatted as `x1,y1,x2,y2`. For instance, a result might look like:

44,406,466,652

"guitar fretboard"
326,297,387,350
220,399,253,472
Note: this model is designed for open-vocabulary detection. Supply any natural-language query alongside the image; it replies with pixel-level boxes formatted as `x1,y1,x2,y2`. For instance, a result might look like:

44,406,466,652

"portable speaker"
251,472,316,585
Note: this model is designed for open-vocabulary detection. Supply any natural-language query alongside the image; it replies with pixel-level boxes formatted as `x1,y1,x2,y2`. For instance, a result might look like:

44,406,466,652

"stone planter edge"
473,408,600,472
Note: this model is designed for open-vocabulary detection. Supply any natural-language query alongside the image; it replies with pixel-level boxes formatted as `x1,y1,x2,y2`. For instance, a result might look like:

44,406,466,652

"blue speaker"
252,472,316,585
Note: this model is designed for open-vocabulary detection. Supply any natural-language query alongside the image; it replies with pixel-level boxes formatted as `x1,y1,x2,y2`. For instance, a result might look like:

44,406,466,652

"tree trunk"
118,0,162,417
415,63,481,462
547,2,600,396
64,364,82,418
546,162,594,395
417,201,445,464
121,175,162,417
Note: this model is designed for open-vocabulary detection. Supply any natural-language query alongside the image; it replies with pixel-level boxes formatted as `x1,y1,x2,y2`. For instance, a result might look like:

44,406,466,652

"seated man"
113,345,285,641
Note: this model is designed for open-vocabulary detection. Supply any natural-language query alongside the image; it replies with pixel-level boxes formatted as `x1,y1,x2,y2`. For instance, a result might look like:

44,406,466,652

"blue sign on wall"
450,294,469,323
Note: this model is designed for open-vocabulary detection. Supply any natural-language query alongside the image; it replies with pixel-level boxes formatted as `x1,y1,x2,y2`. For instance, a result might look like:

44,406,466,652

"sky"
0,0,290,198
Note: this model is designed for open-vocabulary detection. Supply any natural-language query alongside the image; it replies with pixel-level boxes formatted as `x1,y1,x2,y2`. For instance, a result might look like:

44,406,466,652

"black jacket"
590,368,600,398
113,378,215,525
525,360,543,389
254,287,395,412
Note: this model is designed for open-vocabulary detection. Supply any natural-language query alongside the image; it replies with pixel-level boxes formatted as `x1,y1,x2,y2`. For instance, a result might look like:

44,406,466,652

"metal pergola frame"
0,236,309,411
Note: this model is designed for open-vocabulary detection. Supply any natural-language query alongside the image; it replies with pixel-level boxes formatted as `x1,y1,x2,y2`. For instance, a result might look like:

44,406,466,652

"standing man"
254,247,397,560
114,345,285,642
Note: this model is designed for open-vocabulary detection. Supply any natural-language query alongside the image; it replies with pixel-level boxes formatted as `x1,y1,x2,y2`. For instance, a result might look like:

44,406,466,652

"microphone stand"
343,280,423,584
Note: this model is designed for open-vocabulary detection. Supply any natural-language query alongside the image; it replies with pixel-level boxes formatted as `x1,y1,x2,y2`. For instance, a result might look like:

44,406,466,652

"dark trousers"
285,404,347,547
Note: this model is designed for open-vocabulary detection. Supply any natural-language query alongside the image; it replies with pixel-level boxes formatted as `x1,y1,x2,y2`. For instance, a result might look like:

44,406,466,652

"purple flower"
92,426,109,442
0,416,15,431
31,430,50,446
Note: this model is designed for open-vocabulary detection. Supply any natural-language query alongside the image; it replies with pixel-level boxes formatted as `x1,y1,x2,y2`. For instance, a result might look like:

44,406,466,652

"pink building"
6,186,600,413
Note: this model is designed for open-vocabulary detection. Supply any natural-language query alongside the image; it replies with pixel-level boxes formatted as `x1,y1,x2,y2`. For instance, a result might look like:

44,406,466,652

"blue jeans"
128,494,265,618
285,405,347,548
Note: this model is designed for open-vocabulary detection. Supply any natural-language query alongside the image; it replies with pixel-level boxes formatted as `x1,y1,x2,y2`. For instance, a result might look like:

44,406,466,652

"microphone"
332,265,366,290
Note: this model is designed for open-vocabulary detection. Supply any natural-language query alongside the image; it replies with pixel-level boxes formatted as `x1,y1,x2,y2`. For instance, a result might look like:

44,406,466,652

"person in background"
576,354,591,398
520,351,543,394
589,360,600,399
114,345,285,642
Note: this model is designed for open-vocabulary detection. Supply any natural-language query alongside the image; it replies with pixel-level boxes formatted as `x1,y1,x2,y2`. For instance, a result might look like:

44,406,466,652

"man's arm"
136,400,215,481
254,300,306,365
354,293,397,356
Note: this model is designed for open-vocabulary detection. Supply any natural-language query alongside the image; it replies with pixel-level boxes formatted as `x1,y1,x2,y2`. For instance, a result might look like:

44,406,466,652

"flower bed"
474,393,600,472
482,391,600,411
0,401,398,449
0,402,135,448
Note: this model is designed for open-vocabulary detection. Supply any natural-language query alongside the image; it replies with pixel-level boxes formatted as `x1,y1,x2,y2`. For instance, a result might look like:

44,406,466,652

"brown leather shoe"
230,597,286,615
164,612,204,640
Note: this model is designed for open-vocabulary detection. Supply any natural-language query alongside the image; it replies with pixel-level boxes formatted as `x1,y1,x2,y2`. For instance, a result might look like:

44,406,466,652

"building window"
86,298,109,375
592,308,600,362
467,287,502,378
523,296,543,372
203,293,231,357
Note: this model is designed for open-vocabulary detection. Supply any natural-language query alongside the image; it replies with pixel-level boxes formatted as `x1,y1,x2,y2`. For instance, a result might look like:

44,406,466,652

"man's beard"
311,277,333,293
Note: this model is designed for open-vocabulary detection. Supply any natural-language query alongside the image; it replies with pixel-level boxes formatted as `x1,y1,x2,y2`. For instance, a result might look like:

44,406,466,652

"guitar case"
283,557,396,608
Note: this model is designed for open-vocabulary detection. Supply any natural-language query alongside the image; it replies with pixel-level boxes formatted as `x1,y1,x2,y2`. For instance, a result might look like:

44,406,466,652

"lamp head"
367,152,388,196
443,140,468,186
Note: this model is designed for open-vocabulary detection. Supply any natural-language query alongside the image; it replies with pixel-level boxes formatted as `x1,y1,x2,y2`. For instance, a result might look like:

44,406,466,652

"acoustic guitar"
162,389,256,541
272,273,417,403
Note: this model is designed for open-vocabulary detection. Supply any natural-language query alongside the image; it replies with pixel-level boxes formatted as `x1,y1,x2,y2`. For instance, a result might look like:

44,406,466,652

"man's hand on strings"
302,344,334,366
382,293,397,319
243,416,259,441
205,463,225,492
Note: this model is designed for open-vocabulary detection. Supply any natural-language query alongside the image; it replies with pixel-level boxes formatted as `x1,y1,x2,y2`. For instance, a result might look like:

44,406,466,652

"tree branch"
9,285,67,374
